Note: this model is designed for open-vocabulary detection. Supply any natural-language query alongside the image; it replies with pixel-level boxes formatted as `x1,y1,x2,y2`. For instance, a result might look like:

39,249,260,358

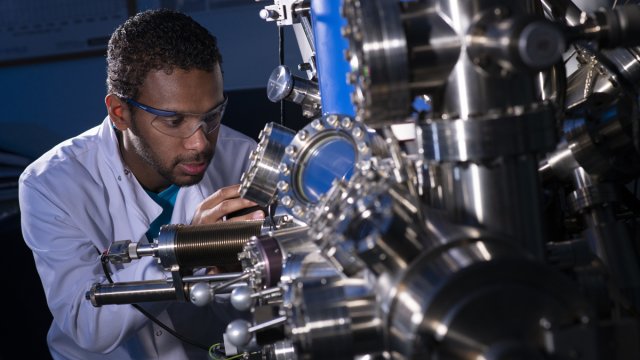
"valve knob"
231,285,254,311
189,282,213,307
226,319,252,347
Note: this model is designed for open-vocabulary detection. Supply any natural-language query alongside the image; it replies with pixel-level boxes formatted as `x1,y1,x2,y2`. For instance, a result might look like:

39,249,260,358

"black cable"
99,252,211,351
278,24,285,126
131,303,211,351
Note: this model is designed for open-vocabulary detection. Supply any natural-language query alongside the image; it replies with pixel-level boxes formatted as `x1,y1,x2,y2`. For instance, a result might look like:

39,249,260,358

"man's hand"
191,184,265,225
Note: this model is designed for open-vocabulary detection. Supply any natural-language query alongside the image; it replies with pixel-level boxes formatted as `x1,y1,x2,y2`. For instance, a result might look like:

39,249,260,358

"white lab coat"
19,117,257,359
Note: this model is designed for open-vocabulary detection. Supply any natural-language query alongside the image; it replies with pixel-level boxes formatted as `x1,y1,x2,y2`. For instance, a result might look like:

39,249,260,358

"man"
19,9,263,359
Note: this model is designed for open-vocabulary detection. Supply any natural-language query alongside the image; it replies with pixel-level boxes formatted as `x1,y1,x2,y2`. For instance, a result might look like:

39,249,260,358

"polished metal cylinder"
425,157,547,258
263,340,297,360
87,280,177,306
267,65,321,118
156,221,263,269
284,277,382,360
433,1,542,116
407,0,559,259
341,0,411,126
385,240,592,359
540,92,640,183
240,122,296,207
239,225,325,289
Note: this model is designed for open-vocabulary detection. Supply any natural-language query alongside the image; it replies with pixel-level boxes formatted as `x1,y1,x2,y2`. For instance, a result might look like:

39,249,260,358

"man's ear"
105,94,130,131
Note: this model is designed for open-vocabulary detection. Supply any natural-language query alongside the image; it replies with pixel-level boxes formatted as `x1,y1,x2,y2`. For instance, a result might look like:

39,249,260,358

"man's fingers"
199,184,242,208
227,210,265,222
226,205,264,219
192,197,260,225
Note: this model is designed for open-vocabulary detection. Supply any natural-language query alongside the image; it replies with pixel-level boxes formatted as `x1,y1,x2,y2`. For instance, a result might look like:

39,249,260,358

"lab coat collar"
97,117,208,232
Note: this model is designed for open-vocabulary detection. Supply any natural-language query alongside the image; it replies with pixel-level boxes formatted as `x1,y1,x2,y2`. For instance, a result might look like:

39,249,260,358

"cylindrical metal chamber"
384,241,593,359
283,276,383,360
423,156,548,258
409,0,559,259
241,122,296,207
240,225,339,289
156,221,263,269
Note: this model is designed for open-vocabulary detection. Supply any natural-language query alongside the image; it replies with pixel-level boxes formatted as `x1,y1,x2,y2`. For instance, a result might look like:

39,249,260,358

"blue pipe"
310,0,355,116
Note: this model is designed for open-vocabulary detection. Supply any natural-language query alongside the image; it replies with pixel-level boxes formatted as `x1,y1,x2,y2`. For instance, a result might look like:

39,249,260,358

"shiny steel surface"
264,341,297,360
429,0,546,117
540,92,640,182
309,160,424,276
156,222,262,269
267,65,321,118
341,0,412,127
283,277,382,360
278,113,384,220
238,225,339,290
388,245,592,359
267,65,294,102
87,280,178,306
279,251,340,284
425,158,547,258
241,122,296,206
560,0,640,109
420,105,557,161
346,0,559,258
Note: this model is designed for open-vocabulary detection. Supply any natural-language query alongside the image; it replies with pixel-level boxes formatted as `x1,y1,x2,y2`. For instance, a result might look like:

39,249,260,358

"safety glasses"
124,96,227,138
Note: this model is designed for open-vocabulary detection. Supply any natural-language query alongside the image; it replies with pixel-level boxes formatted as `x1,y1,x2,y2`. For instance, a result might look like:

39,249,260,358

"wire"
208,343,248,360
99,252,211,351
225,353,246,360
208,343,221,359
278,24,285,126
100,252,115,283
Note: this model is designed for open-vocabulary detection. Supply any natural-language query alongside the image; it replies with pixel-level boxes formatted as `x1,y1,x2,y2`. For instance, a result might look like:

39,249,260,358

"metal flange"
342,0,412,127
240,122,296,206
276,113,380,221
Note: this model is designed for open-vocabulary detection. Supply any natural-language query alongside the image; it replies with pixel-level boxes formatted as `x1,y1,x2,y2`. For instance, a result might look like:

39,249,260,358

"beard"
128,115,214,187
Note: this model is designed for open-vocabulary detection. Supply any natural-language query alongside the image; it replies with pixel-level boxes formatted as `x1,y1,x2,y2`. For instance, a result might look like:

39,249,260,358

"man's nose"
183,123,209,151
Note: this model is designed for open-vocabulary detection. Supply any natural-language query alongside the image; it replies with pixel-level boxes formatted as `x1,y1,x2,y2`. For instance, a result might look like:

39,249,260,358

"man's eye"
203,112,221,124
161,116,184,128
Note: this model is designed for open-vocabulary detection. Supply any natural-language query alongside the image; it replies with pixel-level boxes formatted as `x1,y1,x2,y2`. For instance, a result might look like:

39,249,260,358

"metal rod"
249,315,288,333
86,281,177,307
212,272,253,292
135,243,156,257
251,286,283,299
182,272,243,283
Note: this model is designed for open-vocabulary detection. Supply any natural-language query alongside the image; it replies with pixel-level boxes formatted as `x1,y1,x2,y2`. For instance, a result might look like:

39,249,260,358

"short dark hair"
106,9,222,99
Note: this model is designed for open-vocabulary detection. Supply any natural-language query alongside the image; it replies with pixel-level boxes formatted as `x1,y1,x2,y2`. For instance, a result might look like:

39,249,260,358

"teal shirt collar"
145,184,179,241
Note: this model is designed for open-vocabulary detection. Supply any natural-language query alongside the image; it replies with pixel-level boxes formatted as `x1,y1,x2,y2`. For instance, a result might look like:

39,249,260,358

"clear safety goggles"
125,95,227,138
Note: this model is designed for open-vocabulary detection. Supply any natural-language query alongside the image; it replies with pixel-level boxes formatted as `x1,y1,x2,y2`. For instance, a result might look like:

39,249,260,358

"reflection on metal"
241,122,296,206
267,65,321,118
276,113,386,220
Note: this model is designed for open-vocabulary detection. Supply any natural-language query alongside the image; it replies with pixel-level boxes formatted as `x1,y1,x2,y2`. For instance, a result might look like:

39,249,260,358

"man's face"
124,66,224,190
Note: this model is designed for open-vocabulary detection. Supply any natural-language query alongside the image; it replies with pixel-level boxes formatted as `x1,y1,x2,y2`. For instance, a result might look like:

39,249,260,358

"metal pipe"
86,280,178,307
182,272,243,283
249,315,288,333
212,272,253,292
